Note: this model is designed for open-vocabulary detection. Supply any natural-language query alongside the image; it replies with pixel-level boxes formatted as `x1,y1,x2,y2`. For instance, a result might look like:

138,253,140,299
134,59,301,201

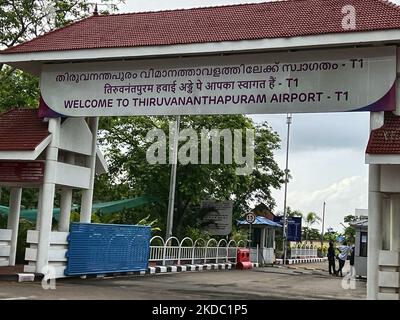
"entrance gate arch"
1,0,400,299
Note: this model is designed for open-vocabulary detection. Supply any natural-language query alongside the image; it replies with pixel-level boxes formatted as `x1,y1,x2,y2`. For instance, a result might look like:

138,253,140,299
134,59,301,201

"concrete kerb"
275,257,328,265
0,263,261,282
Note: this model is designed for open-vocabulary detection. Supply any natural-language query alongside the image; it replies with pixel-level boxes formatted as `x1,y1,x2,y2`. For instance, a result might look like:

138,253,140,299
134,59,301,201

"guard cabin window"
360,231,368,257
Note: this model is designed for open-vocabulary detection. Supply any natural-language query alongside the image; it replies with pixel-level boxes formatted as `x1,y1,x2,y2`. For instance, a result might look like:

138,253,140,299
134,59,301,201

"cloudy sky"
116,0,400,232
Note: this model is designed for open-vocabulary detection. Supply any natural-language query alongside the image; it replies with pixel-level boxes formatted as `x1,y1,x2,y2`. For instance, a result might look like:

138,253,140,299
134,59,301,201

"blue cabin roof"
237,216,282,228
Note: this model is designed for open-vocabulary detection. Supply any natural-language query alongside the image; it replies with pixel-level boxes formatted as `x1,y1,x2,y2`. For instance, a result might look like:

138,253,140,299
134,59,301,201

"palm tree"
304,212,321,241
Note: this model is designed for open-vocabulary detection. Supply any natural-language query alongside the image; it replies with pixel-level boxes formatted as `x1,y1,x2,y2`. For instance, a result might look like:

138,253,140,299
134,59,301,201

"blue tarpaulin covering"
237,216,282,227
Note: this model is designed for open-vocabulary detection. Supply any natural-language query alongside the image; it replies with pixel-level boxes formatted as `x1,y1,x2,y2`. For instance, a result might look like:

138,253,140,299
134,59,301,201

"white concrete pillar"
80,117,99,223
367,112,385,300
390,194,400,251
367,164,382,300
35,186,43,231
261,228,266,249
7,187,22,266
36,118,60,273
394,47,400,116
382,195,391,251
59,153,75,232
273,229,276,249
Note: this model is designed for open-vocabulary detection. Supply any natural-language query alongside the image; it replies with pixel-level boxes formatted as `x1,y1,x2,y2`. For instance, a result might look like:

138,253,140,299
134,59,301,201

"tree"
0,0,122,112
97,115,285,238
344,214,358,224
341,214,357,244
304,212,321,241
301,227,321,241
286,207,303,218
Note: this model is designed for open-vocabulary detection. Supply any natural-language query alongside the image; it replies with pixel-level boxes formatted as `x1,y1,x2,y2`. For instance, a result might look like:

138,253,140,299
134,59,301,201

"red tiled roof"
0,109,49,151
366,112,400,154
2,0,400,54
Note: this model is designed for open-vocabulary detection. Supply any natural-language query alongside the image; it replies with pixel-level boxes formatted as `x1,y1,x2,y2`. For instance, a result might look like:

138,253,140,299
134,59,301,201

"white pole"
282,114,292,265
166,115,180,239
7,187,22,266
36,186,43,231
367,164,382,300
390,195,400,251
59,154,75,232
80,117,99,223
256,243,259,265
37,118,60,273
321,202,326,249
367,111,384,300
261,228,266,250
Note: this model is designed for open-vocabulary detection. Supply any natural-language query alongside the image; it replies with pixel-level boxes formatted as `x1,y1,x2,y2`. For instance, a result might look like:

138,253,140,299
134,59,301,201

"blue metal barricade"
65,223,151,276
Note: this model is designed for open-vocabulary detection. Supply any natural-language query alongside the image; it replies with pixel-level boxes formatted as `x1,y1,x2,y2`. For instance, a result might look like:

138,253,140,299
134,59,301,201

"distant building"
253,203,276,222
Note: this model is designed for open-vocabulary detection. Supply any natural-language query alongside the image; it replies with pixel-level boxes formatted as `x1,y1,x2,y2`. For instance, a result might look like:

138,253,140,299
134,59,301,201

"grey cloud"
252,113,370,153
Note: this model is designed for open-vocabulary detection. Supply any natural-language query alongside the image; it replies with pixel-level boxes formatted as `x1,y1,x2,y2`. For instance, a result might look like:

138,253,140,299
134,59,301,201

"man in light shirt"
336,241,352,277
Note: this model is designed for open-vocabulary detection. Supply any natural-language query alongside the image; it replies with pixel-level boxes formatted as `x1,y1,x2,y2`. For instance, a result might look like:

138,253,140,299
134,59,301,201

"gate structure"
1,0,400,299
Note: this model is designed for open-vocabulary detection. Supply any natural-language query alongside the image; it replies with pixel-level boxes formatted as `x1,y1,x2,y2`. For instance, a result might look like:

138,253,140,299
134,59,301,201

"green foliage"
0,67,39,110
69,210,162,232
184,226,211,243
230,228,248,245
98,115,284,238
305,212,321,227
0,0,122,113
136,215,161,232
324,230,340,242
344,215,358,224
0,0,122,48
0,213,6,228
343,226,356,245
16,219,34,264
302,227,321,241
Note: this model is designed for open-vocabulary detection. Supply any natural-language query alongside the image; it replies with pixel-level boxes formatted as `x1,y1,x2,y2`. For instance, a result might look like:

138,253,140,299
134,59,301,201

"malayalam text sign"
40,46,397,117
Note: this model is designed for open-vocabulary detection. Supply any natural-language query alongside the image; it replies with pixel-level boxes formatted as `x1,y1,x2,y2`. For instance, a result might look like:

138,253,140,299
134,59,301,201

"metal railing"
149,236,246,266
290,244,318,259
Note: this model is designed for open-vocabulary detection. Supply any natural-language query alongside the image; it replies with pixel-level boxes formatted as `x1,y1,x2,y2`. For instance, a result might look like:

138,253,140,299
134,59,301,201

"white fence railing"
149,236,246,266
290,244,318,259
0,229,12,267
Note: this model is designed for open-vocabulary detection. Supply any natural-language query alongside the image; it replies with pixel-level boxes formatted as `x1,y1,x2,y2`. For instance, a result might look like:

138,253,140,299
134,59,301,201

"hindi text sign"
40,46,396,117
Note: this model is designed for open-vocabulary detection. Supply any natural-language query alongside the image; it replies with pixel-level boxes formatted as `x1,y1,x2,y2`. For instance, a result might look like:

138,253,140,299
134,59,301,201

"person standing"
327,241,336,275
349,245,355,277
336,241,352,277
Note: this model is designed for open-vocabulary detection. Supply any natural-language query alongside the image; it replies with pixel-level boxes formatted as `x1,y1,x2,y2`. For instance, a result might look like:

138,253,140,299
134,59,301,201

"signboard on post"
40,46,396,117
245,212,256,249
274,216,302,242
200,200,233,236
245,212,256,224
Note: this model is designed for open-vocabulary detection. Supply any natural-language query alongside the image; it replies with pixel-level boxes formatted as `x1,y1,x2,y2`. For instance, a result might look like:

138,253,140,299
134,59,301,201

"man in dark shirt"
327,241,336,275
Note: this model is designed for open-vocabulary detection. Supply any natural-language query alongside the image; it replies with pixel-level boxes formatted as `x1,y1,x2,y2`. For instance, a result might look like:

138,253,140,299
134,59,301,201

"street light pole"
166,115,180,239
282,113,292,265
321,201,326,249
